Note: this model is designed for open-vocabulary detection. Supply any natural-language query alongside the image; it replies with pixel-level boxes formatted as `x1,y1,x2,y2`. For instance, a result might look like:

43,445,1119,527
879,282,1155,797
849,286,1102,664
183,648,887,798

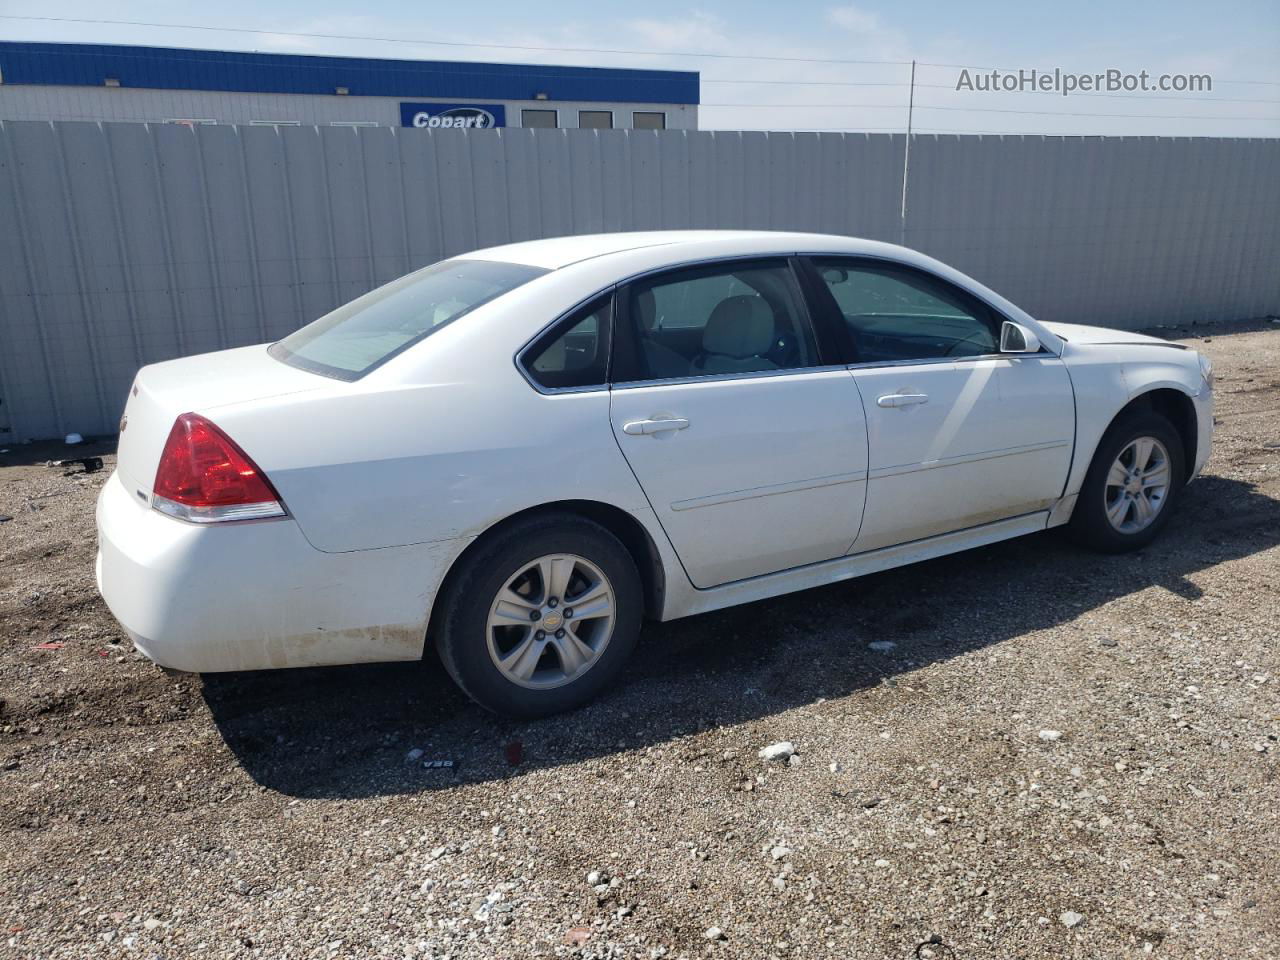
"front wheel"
1068,411,1185,553
434,514,642,717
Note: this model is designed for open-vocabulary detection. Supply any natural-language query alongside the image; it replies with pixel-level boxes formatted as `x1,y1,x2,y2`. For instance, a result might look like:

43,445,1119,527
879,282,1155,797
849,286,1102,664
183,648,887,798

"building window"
521,109,558,129
330,121,379,127
633,111,666,130
165,118,216,126
250,120,301,126
578,110,613,129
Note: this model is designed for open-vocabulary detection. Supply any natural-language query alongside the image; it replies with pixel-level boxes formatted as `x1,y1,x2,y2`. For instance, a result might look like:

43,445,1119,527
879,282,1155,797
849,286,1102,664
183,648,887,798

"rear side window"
523,296,612,390
270,259,547,380
619,259,819,381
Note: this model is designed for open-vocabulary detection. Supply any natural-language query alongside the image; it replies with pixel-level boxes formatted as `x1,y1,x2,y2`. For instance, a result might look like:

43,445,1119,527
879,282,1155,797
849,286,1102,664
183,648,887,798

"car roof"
455,229,1065,359
463,230,901,270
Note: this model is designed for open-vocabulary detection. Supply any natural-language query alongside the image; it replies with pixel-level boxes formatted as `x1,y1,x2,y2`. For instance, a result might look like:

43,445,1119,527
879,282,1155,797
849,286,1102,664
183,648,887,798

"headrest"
702,296,775,358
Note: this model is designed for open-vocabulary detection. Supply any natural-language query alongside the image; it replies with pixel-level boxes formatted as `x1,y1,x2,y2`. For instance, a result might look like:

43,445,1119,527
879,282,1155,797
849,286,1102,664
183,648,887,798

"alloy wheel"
1103,436,1172,534
485,554,616,689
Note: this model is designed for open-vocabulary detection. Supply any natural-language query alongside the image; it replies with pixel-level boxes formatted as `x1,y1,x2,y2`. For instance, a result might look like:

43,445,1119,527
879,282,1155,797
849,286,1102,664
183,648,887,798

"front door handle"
622,417,690,436
877,393,929,408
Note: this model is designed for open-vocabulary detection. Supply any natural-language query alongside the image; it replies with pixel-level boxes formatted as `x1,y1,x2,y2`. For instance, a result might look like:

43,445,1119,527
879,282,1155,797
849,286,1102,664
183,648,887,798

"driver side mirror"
1000,320,1041,354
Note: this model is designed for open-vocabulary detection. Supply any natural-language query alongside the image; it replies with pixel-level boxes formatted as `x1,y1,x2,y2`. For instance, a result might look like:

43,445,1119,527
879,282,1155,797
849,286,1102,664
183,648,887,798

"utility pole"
900,58,916,247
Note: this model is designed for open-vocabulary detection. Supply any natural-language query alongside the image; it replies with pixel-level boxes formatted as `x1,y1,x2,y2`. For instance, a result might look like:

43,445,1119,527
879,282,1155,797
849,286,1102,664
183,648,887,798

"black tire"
433,513,643,718
1068,410,1185,553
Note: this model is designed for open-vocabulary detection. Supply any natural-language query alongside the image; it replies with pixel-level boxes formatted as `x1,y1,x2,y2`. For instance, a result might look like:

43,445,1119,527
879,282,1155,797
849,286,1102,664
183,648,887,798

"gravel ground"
2,321,1278,960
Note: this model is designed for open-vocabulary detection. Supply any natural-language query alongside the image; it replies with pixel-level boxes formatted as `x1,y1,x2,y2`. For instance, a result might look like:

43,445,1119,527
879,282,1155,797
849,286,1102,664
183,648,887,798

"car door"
608,257,868,589
805,256,1075,553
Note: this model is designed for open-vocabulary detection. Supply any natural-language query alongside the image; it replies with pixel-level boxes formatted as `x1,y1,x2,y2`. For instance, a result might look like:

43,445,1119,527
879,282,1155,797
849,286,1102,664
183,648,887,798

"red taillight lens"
152,413,285,522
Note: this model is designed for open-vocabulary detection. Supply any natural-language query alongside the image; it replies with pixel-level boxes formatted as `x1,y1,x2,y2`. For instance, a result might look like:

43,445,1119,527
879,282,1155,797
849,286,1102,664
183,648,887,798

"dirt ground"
2,321,1278,960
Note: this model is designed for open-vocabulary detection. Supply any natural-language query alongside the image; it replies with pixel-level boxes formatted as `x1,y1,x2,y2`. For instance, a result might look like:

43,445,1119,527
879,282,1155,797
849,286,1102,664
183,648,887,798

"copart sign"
400,103,506,129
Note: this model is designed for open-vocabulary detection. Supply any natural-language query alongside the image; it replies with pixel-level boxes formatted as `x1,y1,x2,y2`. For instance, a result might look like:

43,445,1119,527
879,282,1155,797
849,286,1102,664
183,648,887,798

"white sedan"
97,231,1214,716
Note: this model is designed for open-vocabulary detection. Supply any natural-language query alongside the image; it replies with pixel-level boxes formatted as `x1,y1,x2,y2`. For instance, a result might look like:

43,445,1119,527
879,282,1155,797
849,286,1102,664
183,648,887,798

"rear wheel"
434,514,642,717
1068,411,1185,553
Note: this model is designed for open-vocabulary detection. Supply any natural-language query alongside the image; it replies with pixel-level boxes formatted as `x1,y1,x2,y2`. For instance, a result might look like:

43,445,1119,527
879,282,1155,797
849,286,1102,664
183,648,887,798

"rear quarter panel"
205,271,655,555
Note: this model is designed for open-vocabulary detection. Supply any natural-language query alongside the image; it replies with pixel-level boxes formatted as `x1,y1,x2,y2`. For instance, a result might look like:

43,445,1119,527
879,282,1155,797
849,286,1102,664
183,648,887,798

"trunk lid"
116,345,327,502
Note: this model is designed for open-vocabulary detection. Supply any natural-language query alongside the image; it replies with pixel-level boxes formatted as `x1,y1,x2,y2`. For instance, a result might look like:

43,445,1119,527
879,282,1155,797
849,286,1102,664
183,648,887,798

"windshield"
269,259,548,380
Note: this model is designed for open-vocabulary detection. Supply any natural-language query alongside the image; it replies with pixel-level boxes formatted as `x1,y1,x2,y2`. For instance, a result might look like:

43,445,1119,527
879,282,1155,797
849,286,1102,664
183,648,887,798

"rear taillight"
152,413,286,523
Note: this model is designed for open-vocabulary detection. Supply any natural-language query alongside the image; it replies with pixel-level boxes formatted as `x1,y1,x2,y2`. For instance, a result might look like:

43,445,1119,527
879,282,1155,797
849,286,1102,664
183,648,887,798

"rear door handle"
877,393,929,408
622,417,690,436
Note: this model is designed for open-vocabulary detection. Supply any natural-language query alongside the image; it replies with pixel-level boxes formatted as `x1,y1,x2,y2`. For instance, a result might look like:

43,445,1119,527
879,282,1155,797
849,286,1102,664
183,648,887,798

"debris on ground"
1,324,1278,959
562,926,591,946
45,456,104,475
758,741,796,762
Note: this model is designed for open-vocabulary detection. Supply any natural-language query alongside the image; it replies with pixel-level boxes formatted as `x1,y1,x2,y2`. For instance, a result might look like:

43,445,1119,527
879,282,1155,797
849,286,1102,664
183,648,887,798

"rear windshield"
269,259,548,380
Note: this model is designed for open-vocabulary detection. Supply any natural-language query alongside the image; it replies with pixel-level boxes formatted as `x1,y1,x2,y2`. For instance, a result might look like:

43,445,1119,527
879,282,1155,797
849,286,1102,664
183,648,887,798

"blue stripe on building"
0,42,700,105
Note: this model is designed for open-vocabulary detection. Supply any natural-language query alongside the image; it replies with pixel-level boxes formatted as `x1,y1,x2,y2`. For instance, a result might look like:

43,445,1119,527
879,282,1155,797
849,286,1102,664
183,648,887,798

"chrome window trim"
515,252,818,395
801,251,1065,360
611,254,829,386
514,286,617,396
848,353,1006,371
610,363,853,391
514,249,1043,395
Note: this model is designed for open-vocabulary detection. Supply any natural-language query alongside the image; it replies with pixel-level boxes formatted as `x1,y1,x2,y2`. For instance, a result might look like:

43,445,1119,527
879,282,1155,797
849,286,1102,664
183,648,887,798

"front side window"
621,260,819,381
270,259,547,380
811,258,999,363
523,296,612,390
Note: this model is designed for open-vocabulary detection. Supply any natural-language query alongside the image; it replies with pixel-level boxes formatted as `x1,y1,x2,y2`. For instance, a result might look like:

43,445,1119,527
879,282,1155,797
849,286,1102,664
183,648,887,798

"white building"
0,42,700,131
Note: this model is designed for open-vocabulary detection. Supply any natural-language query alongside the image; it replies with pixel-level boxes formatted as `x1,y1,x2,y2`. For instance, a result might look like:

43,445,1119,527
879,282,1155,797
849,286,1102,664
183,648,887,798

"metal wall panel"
904,135,1280,327
0,122,1275,441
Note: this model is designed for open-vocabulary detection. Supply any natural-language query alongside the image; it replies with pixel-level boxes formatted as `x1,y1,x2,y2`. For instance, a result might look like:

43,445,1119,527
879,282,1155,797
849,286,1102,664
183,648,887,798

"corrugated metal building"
0,41,700,130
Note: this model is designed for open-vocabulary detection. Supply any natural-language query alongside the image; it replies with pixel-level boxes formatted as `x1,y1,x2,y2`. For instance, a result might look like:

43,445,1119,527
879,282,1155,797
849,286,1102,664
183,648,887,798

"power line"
4,14,1276,93
915,60,1280,86
5,14,1279,94
914,82,1280,105
9,46,1273,104
0,15,909,66
704,79,909,87
701,103,1278,121
703,103,905,108
708,79,1276,101
914,104,1280,121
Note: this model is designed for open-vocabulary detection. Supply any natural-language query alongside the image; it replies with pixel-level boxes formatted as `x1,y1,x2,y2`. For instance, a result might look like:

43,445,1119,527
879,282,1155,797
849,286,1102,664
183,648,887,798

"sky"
2,0,1278,136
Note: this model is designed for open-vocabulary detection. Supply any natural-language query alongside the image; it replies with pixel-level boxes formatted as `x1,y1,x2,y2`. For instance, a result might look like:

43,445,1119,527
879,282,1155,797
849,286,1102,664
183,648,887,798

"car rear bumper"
95,470,469,672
